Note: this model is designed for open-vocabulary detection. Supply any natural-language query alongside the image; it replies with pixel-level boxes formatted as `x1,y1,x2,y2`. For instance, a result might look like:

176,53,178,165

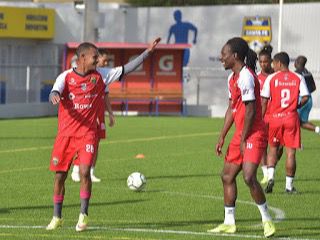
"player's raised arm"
101,37,161,86
122,37,161,75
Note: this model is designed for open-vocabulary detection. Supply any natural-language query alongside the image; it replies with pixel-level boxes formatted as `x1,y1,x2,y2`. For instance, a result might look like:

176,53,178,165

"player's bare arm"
240,100,256,154
105,93,115,127
298,95,309,109
261,97,269,117
216,99,234,156
49,91,61,105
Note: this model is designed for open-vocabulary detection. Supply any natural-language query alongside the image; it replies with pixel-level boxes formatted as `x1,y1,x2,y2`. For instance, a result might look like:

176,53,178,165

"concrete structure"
0,2,319,119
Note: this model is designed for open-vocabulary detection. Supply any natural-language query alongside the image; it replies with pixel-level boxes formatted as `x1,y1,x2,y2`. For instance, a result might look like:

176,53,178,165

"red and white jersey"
228,66,265,134
257,71,269,92
52,67,123,137
52,69,105,137
96,67,122,138
257,71,272,120
261,70,309,119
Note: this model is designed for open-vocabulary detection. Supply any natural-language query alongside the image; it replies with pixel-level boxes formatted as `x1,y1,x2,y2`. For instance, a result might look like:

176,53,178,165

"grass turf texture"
0,116,319,240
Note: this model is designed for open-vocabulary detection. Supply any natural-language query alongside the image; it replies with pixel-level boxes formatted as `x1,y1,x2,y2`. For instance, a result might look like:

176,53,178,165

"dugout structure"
63,42,190,115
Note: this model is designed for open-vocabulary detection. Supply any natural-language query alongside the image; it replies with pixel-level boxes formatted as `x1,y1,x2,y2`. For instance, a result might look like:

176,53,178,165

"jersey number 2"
281,89,290,108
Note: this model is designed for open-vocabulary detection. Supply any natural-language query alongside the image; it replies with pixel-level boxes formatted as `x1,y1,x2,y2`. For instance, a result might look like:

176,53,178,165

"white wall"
1,2,320,119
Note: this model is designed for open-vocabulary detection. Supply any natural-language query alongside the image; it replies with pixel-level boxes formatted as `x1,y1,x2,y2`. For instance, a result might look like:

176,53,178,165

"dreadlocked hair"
226,37,257,73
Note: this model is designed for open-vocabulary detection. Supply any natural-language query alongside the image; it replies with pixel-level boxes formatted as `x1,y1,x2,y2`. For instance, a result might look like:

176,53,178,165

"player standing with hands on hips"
46,37,161,231
208,37,275,238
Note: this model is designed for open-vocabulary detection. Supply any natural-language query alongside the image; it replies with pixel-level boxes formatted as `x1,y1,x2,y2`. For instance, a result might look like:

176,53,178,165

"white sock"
267,167,275,181
261,165,268,177
315,126,320,134
90,167,95,176
223,206,235,225
257,202,272,222
73,165,79,173
286,176,294,190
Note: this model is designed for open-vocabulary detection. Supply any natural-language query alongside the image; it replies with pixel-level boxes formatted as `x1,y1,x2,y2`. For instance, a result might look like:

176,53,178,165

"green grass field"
0,116,319,240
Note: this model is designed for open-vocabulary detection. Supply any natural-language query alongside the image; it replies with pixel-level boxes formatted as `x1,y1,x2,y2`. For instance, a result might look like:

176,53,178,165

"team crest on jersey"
52,157,59,166
81,83,87,91
69,78,76,85
90,76,97,84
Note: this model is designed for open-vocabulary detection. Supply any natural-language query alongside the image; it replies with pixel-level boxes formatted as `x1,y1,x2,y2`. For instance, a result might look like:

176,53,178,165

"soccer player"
261,52,309,194
294,56,320,135
71,49,115,183
257,45,274,185
208,37,275,238
46,38,160,231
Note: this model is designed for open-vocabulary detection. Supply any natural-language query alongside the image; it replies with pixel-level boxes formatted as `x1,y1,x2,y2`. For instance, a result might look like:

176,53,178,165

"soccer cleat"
265,179,274,193
260,176,268,185
263,220,276,238
46,216,63,230
71,171,80,182
285,187,297,194
207,224,236,234
76,213,88,232
91,174,101,183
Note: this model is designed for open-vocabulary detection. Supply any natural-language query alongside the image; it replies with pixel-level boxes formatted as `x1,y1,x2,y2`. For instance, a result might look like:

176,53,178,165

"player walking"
208,37,275,238
261,52,309,194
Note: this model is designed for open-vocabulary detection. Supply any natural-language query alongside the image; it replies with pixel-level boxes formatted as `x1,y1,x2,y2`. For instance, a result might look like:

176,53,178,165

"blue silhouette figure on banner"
167,10,198,66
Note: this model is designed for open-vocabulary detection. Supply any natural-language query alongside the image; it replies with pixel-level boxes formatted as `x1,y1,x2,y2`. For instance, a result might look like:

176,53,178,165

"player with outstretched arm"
46,38,160,232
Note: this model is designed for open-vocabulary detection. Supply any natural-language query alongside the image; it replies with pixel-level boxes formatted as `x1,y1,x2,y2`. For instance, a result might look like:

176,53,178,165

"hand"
49,91,61,105
240,140,246,156
108,113,115,127
215,137,224,156
147,37,161,53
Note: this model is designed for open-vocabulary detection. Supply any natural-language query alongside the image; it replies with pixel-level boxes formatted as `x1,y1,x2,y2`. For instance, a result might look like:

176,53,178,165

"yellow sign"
0,6,55,39
242,16,272,42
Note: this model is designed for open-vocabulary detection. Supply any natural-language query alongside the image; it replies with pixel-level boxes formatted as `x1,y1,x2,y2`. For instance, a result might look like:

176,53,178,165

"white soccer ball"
127,172,146,191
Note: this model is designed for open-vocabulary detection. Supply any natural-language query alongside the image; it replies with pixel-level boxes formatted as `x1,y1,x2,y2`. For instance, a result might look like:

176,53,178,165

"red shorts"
225,130,267,165
268,115,300,148
73,137,101,166
50,134,98,172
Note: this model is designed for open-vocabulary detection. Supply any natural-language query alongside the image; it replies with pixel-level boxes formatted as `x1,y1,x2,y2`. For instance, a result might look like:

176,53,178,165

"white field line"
0,132,219,154
0,225,318,240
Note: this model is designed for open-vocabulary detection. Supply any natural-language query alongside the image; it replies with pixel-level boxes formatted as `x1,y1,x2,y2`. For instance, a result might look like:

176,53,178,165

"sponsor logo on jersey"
90,76,97,84
275,79,296,87
52,157,59,166
81,83,87,91
84,93,98,99
69,92,75,100
74,103,92,109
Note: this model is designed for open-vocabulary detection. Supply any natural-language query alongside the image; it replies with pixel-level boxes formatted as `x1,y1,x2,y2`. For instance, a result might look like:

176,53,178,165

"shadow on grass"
114,173,219,181
0,199,148,214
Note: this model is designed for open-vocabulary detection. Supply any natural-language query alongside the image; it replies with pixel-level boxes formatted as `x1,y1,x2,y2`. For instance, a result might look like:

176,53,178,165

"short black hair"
295,55,307,68
75,42,98,58
273,52,290,67
98,49,109,56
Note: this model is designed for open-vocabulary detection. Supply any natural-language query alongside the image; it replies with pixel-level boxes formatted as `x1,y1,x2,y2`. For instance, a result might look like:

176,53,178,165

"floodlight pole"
278,0,284,52
83,0,98,42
